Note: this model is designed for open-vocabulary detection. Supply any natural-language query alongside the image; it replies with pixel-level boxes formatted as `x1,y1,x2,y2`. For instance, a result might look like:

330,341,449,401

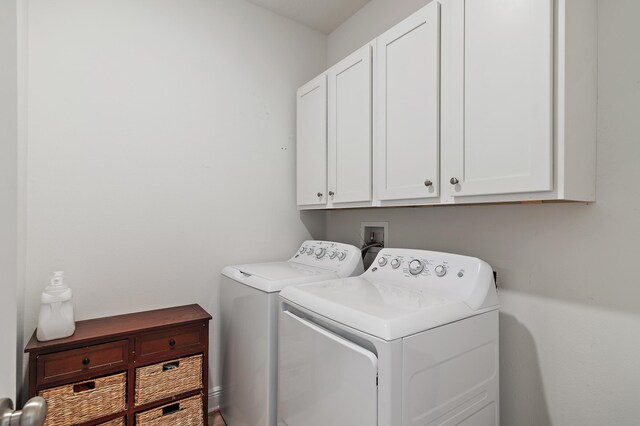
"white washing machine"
220,240,363,426
277,248,499,426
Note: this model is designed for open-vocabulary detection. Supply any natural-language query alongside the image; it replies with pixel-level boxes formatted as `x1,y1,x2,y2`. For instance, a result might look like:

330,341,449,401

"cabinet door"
327,45,372,205
296,75,327,207
374,2,440,201
442,0,553,197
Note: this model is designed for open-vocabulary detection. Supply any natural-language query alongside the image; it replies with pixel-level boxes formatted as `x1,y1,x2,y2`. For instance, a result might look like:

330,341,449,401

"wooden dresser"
25,304,211,426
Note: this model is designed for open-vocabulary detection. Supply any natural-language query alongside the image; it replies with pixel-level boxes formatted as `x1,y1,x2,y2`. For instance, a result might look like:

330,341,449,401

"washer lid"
222,262,338,293
280,276,494,341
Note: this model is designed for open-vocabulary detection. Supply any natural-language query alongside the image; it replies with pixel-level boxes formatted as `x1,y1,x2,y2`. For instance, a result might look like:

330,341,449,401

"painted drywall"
0,0,19,401
23,0,327,400
326,0,640,424
327,0,430,66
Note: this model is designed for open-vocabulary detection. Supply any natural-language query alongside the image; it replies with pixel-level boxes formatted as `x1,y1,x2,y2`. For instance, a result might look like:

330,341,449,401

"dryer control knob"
390,258,401,269
299,247,306,254
409,259,424,275
315,248,326,258
306,248,314,255
337,252,347,261
328,250,338,259
377,257,388,267
434,265,447,277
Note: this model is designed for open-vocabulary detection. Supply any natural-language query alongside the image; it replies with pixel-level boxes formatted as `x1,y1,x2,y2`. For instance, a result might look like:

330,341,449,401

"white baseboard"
209,386,223,412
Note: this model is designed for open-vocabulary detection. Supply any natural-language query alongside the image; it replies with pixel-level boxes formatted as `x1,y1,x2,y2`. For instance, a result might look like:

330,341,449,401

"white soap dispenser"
37,271,76,341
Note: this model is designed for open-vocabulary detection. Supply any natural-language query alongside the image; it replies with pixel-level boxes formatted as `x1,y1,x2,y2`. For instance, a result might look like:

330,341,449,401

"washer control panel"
371,253,449,279
291,240,364,277
364,248,497,310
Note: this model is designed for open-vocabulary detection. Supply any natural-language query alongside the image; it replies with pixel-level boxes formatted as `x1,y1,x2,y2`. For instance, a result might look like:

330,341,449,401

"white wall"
327,0,430,66
326,0,640,424
0,0,19,401
23,0,327,399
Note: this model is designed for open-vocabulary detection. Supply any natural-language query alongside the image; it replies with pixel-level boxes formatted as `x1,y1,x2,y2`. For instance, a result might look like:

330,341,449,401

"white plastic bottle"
37,271,76,341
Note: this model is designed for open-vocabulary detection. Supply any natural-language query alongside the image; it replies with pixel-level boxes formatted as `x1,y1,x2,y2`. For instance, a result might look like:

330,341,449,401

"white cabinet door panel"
297,75,327,206
444,0,553,197
375,2,440,201
278,311,378,426
328,45,372,205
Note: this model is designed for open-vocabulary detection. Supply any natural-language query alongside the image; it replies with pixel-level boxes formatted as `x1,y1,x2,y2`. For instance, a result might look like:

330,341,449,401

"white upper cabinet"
374,2,440,202
441,0,554,198
296,0,596,210
296,75,327,207
327,45,372,206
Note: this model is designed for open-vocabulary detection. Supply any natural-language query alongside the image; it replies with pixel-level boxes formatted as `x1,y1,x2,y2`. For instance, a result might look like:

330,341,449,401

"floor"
208,411,226,426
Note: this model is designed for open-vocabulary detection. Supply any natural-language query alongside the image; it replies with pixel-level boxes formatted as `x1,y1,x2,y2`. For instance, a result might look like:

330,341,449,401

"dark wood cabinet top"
25,304,211,354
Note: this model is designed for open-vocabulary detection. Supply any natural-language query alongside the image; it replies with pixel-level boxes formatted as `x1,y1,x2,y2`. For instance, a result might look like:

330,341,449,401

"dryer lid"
222,262,338,293
281,276,473,340
235,261,333,281
280,248,499,340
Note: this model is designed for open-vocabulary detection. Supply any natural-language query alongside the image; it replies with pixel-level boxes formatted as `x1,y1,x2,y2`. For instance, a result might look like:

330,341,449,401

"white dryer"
220,240,363,426
278,248,499,426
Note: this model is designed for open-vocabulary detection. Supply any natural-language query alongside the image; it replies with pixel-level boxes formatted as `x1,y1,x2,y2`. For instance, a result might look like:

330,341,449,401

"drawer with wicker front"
38,372,127,426
135,354,203,406
97,417,126,426
136,395,204,426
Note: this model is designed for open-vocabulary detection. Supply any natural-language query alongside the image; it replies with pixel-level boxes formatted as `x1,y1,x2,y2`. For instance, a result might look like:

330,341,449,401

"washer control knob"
337,252,347,261
315,248,326,258
434,265,447,277
377,257,388,267
390,258,401,269
409,259,424,276
306,248,314,255
328,250,338,259
299,247,306,254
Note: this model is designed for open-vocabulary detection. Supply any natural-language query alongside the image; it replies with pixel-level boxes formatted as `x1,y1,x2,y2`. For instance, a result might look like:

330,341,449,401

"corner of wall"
16,0,28,404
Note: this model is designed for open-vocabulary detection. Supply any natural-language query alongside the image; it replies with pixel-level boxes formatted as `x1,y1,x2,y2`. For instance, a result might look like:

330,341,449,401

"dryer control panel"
364,248,498,311
290,240,364,278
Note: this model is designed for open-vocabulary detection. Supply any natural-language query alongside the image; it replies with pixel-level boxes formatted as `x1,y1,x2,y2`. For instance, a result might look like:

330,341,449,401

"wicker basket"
98,417,126,426
136,395,203,426
135,354,202,406
39,372,127,426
